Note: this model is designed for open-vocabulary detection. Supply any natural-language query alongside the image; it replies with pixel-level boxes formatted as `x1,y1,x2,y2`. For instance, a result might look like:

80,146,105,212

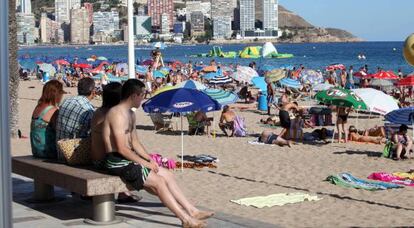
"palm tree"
9,0,19,138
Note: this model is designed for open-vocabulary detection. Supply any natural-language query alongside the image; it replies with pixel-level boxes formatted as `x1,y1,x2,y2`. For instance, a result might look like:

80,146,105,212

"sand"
12,80,414,227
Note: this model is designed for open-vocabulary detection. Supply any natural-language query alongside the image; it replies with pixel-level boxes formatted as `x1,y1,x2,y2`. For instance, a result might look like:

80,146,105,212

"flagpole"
0,0,12,226
128,0,135,79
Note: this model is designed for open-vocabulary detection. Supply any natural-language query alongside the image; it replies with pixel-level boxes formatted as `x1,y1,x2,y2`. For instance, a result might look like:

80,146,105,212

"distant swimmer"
393,48,397,51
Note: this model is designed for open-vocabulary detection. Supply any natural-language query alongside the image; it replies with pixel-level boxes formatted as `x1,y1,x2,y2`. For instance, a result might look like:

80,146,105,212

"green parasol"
315,87,367,110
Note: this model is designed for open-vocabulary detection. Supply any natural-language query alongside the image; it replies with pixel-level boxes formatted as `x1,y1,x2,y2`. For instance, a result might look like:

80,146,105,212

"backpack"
233,116,247,137
382,141,394,158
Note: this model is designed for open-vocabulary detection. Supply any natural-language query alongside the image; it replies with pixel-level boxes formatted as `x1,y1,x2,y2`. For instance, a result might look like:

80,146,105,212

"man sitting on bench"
102,79,213,227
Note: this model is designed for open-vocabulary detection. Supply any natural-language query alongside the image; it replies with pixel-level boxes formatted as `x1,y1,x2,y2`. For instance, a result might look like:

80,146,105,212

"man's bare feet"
287,140,292,147
192,210,215,220
182,218,207,228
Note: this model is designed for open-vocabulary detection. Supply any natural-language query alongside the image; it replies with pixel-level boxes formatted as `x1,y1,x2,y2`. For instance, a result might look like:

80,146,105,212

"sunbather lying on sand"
258,130,291,147
348,125,386,138
348,126,386,144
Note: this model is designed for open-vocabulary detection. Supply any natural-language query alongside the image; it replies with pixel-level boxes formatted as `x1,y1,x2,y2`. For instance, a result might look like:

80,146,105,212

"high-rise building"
133,16,152,38
17,0,32,14
262,0,278,36
83,2,94,25
185,1,211,21
213,16,231,39
16,13,38,44
211,0,236,21
239,0,255,37
160,13,170,34
147,0,173,31
189,11,204,37
40,13,64,43
70,7,90,44
55,0,81,24
93,10,120,35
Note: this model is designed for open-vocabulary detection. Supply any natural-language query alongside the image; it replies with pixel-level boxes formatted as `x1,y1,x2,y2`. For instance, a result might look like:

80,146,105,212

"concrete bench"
12,155,130,225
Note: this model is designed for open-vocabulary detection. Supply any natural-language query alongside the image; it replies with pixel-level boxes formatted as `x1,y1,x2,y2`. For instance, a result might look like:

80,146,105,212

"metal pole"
0,0,12,226
181,114,184,172
127,0,135,79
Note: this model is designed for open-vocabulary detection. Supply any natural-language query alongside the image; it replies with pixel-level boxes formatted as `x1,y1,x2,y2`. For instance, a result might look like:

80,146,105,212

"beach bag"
382,141,394,158
56,137,91,165
233,116,247,137
149,153,176,170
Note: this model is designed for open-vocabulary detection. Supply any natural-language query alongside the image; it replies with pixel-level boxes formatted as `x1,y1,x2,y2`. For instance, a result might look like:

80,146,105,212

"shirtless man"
219,105,236,137
145,66,154,98
102,79,212,227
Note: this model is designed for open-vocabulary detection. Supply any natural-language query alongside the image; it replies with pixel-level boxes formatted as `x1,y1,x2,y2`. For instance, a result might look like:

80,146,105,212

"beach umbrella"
135,65,148,75
352,88,399,115
203,88,239,105
54,59,70,65
279,78,302,89
251,76,267,92
367,71,399,80
265,69,286,82
176,80,207,90
370,79,394,87
152,42,167,50
315,87,367,110
397,76,414,87
153,85,177,96
208,75,233,85
326,63,346,71
353,71,368,78
385,107,414,139
260,65,277,72
312,83,334,91
73,63,92,69
97,56,108,61
231,66,258,83
38,63,56,76
19,59,37,70
142,88,221,171
203,72,220,80
299,69,324,85
153,70,167,78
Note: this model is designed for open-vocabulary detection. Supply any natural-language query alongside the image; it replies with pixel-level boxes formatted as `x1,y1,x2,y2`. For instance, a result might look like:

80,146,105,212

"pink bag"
149,153,176,170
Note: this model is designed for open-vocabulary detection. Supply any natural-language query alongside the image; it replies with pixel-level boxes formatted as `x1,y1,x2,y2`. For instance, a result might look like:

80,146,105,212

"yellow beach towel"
393,172,414,180
230,193,321,208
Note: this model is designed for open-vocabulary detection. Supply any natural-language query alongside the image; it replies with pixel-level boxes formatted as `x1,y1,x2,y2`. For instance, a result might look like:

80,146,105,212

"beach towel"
248,139,275,146
258,124,279,129
233,116,247,137
392,172,414,180
368,172,414,187
326,173,402,190
230,193,321,208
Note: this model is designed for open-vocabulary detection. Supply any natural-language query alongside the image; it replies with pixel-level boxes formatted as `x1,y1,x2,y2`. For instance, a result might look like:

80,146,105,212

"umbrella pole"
181,114,184,172
332,122,337,143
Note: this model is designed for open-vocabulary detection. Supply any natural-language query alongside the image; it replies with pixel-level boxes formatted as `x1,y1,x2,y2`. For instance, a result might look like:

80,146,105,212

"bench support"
33,180,54,201
84,194,122,225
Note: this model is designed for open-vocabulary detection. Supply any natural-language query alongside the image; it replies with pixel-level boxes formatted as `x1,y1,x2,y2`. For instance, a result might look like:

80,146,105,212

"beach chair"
187,113,206,135
150,113,174,132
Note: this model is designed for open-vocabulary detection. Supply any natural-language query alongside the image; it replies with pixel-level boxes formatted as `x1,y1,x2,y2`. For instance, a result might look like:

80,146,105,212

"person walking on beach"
347,66,354,89
336,106,352,143
340,69,347,88
102,79,213,227
144,65,154,98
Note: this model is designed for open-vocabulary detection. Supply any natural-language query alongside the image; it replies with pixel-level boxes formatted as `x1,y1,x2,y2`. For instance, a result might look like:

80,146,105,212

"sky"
279,0,414,41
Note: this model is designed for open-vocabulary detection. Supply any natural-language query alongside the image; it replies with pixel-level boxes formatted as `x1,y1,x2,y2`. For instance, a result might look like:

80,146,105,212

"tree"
9,0,19,138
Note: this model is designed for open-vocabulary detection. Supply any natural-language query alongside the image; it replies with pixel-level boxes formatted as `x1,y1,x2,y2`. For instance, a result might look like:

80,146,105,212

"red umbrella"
367,71,399,80
73,63,92,69
353,71,368,78
397,76,414,87
55,59,70,65
326,63,346,71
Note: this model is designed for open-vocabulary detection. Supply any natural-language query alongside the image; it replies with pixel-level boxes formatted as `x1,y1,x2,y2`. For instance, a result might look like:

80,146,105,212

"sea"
18,41,413,74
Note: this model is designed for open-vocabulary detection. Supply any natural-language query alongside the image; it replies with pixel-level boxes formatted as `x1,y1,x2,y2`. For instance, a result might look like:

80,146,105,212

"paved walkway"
12,174,276,228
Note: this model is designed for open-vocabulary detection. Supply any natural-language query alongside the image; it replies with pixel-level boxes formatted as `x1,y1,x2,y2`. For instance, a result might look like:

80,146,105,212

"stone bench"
12,155,130,225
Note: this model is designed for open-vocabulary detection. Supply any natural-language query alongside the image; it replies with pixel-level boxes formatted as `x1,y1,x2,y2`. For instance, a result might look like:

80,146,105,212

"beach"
12,80,414,227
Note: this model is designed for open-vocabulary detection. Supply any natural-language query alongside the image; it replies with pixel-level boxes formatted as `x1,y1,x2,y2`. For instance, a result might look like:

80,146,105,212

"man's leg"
156,168,214,220
143,172,206,227
219,124,228,136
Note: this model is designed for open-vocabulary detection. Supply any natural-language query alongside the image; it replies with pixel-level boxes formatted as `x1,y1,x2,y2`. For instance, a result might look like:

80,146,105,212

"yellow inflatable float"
403,33,414,66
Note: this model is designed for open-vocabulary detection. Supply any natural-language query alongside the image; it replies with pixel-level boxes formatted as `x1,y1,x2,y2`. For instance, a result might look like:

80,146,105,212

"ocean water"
18,41,413,74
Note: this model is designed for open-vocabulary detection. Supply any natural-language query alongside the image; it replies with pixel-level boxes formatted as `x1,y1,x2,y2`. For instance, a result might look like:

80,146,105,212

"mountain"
278,5,362,42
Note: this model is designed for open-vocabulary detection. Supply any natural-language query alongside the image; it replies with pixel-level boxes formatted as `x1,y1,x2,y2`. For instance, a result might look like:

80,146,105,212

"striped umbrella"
300,69,324,85
279,78,302,89
176,80,207,90
203,88,238,105
326,63,346,71
209,75,233,85
231,66,258,83
203,72,220,80
385,107,414,126
370,79,394,87
265,69,286,82
368,71,399,80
